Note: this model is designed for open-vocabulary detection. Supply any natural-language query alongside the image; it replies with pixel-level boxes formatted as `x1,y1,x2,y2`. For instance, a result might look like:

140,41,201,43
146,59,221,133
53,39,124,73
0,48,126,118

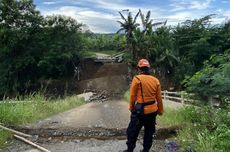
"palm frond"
134,23,140,27
145,11,151,23
133,11,140,23
118,11,127,22
117,21,126,27
116,27,125,33
164,20,167,26
152,22,164,27
139,9,145,25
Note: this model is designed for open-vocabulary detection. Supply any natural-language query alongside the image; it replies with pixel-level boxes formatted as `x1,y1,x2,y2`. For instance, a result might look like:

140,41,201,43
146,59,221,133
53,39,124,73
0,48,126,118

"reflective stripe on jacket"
129,74,163,114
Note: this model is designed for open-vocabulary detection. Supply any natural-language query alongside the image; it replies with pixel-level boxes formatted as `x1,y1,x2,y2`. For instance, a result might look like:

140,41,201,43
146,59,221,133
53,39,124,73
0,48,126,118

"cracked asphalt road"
2,100,181,152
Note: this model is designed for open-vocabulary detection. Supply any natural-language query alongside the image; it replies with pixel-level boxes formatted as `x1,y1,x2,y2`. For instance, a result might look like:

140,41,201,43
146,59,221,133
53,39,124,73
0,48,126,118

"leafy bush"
184,50,230,101
0,0,83,97
176,106,230,152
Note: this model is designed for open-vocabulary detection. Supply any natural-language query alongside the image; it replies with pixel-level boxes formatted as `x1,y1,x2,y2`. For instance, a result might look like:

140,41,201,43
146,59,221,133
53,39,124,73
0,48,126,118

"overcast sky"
34,0,230,33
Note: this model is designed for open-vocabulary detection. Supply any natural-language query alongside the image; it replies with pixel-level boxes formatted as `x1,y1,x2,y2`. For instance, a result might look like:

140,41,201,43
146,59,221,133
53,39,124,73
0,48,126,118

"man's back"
130,74,163,114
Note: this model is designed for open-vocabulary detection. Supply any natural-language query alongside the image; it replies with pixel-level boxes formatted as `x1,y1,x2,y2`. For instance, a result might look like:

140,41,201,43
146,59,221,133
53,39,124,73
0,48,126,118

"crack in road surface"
2,100,181,152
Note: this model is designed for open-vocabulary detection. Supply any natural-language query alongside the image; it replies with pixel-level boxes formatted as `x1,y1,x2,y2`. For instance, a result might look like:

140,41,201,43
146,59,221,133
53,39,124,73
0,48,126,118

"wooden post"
0,124,31,138
14,135,51,152
181,91,184,105
209,96,213,106
164,90,168,102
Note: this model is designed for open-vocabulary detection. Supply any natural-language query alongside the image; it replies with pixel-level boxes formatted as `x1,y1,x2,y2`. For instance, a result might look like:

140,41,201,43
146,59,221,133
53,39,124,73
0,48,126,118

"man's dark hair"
139,67,150,74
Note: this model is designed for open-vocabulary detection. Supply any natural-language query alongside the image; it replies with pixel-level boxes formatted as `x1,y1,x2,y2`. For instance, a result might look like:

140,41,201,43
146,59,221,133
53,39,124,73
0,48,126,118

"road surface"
2,100,182,152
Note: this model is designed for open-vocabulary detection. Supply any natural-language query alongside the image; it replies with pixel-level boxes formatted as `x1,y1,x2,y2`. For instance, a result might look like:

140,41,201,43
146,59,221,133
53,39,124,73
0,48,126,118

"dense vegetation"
83,33,126,52
0,0,84,97
117,10,229,91
1,1,229,99
0,1,230,151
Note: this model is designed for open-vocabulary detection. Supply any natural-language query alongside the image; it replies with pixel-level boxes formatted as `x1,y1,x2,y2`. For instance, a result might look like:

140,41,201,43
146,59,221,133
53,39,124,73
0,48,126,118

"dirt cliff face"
79,58,128,79
76,59,129,95
41,59,129,97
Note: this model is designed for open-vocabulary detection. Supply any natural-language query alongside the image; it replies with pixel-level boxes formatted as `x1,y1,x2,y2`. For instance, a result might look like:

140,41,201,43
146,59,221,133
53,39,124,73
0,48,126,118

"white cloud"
190,0,213,10
221,0,229,4
42,1,61,5
216,9,222,12
210,14,229,25
41,6,119,33
212,10,230,21
56,0,164,15
165,12,194,25
38,0,164,33
170,7,186,12
170,0,214,11
168,12,192,19
223,10,230,18
37,0,228,33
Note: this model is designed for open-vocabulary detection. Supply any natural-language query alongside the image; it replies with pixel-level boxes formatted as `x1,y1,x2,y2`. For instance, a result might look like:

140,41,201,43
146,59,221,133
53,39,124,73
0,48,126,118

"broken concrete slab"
77,92,94,102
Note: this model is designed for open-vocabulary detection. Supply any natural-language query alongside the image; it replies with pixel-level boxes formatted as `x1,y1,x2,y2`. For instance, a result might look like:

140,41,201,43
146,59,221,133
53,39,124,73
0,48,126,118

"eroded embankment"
13,125,180,143
0,126,180,152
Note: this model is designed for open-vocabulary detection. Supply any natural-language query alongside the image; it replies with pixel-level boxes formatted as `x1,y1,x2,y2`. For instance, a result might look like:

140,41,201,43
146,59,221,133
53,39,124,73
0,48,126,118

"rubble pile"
77,90,109,103
88,90,109,103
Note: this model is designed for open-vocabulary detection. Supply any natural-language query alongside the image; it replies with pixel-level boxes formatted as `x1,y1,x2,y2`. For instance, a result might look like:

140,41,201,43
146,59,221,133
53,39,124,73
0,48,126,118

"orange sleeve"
156,83,164,113
129,78,138,111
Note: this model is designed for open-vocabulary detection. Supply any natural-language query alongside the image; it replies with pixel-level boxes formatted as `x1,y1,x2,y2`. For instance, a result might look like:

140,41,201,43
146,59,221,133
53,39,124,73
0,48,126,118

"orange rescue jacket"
129,74,163,114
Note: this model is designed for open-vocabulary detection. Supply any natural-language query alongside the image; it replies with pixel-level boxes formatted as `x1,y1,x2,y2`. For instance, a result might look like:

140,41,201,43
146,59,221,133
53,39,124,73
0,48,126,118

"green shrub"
176,106,230,152
184,50,230,101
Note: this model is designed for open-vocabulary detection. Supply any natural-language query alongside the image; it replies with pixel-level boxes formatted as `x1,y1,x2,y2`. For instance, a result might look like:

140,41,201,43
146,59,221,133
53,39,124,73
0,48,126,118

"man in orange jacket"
123,59,164,152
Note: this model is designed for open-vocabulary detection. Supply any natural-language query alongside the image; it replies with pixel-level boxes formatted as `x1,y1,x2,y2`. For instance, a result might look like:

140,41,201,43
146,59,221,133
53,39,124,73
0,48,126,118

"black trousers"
126,112,157,152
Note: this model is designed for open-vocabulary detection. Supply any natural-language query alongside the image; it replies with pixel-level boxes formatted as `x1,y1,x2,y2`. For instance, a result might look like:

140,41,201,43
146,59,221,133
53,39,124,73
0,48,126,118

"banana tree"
117,10,140,60
136,10,167,59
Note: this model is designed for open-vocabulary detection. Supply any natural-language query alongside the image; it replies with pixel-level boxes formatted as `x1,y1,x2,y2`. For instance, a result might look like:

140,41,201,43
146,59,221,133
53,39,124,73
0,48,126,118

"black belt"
142,100,156,106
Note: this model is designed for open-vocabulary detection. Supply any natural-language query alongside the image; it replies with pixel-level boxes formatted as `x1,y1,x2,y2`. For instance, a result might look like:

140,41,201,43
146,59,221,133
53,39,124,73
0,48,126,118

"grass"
124,90,130,102
81,50,119,58
0,130,11,149
157,107,186,127
80,51,97,58
95,50,118,56
168,106,230,152
0,93,84,148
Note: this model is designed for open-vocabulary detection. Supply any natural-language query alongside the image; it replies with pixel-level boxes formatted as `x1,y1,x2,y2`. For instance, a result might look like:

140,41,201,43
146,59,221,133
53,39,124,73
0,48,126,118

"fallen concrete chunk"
77,92,94,102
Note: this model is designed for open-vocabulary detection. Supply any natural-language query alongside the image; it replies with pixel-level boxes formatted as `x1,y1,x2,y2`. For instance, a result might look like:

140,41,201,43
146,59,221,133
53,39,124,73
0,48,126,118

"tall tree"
136,10,167,58
117,10,140,60
0,0,43,96
0,1,84,97
173,15,217,82
38,15,83,78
